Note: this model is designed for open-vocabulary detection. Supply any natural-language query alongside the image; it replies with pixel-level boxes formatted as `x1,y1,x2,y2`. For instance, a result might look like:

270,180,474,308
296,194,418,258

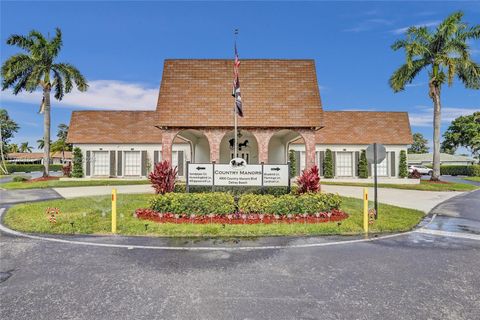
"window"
124,151,141,176
92,151,109,176
372,156,388,176
336,152,353,177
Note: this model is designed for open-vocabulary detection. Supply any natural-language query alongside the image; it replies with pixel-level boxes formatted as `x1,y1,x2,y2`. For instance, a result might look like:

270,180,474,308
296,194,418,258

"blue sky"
1,1,479,153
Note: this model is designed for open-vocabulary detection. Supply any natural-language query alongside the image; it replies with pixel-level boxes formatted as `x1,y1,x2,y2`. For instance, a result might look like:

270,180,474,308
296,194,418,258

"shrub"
149,192,235,216
296,165,320,194
6,164,62,173
175,182,291,196
238,193,342,216
149,160,177,194
409,169,422,179
72,147,83,178
62,162,72,177
323,149,334,178
12,176,27,182
358,150,368,178
399,150,408,178
289,150,297,178
440,165,480,176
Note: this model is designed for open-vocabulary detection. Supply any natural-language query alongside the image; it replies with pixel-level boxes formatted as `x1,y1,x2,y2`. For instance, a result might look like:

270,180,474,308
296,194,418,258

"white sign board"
214,164,263,186
263,165,289,186
187,164,213,186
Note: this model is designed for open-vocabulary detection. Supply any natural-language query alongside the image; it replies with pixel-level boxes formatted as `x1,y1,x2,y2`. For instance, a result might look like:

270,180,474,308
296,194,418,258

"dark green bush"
12,176,28,182
399,150,408,178
6,164,62,173
175,182,291,196
440,165,479,176
72,147,84,178
323,149,334,178
149,192,235,216
289,150,296,178
358,150,368,179
238,193,342,216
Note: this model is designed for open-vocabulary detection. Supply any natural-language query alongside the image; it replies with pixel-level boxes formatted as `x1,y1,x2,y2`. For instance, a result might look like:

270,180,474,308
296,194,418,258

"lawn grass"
0,179,151,189
321,179,478,191
3,194,424,237
463,177,480,182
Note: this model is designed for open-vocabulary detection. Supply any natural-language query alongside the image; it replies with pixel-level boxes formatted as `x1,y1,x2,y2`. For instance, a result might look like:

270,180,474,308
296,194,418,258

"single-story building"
6,151,72,165
408,153,475,166
67,59,413,179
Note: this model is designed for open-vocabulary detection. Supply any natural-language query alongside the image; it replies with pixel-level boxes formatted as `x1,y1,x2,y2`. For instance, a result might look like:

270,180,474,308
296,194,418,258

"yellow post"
363,187,368,233
112,188,117,233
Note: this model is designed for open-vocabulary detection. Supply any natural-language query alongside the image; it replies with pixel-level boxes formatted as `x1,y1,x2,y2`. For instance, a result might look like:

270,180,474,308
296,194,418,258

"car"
408,165,433,175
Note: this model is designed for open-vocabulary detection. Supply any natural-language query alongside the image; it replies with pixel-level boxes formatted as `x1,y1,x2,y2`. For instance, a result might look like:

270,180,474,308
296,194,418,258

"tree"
7,143,19,153
1,28,88,177
0,108,19,174
399,150,408,178
408,133,429,154
358,150,368,178
441,111,480,159
72,147,83,178
323,149,334,179
19,142,32,153
389,11,480,181
288,150,296,178
36,138,51,150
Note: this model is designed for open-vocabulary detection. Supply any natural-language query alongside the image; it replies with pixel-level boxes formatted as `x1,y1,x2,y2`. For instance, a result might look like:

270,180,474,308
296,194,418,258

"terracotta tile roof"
156,59,323,128
67,111,162,144
315,111,413,145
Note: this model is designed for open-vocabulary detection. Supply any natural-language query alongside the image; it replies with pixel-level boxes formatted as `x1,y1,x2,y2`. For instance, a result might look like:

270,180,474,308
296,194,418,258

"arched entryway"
171,129,210,177
268,129,306,175
219,130,259,164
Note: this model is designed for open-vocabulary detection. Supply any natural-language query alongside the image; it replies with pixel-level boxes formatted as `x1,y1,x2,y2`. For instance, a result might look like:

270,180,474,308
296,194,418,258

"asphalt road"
1,190,479,319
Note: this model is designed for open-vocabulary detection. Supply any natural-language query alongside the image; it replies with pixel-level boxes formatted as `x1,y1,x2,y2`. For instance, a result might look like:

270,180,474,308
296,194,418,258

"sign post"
111,188,117,233
363,187,368,233
366,143,386,220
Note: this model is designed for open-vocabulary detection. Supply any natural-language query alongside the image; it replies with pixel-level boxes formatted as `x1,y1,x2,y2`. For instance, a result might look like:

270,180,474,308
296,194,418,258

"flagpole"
234,29,239,159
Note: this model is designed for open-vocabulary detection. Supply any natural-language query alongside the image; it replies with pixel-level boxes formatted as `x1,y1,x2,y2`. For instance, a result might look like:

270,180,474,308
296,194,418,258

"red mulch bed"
26,176,60,183
135,209,348,225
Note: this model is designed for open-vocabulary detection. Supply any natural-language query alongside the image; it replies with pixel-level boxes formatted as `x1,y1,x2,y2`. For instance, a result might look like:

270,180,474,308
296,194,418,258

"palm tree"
36,138,52,150
20,142,32,153
7,143,19,153
389,11,480,181
1,28,88,176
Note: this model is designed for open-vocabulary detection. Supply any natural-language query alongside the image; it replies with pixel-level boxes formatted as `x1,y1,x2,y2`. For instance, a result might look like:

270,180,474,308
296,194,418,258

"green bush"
323,149,334,178
149,192,235,216
6,164,62,173
12,176,28,182
175,182,291,196
289,150,296,178
358,150,368,178
72,147,84,178
440,165,480,176
399,150,408,178
238,193,342,216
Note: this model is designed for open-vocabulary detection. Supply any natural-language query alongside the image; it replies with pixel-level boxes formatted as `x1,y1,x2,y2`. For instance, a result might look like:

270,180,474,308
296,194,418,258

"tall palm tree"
20,142,33,153
1,28,88,176
390,11,480,181
8,143,19,153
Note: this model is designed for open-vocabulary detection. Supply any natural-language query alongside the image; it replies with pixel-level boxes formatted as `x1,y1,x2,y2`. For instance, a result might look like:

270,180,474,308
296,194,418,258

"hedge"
174,183,293,196
6,164,63,173
149,192,235,216
440,165,480,176
238,193,342,216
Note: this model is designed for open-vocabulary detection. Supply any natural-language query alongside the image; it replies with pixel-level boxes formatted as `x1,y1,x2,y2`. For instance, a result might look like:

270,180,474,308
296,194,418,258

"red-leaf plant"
297,165,321,194
148,160,178,194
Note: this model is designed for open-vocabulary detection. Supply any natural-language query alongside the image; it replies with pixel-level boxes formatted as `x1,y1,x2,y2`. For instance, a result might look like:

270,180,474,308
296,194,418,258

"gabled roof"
67,111,162,144
156,59,323,128
316,111,413,145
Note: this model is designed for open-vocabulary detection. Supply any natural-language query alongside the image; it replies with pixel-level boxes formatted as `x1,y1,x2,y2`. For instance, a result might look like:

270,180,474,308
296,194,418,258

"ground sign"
365,143,386,219
186,162,289,189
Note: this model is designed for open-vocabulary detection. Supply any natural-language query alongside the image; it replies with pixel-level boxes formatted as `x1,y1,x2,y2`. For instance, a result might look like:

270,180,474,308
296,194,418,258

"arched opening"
172,129,211,176
268,129,306,175
219,130,259,164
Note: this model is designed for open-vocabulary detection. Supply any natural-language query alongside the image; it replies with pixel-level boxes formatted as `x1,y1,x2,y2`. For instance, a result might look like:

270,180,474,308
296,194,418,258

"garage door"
92,151,109,176
124,151,141,176
336,152,353,177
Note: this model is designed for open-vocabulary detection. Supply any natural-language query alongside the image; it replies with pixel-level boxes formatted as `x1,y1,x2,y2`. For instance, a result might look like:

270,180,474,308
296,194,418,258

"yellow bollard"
112,188,117,233
363,187,368,233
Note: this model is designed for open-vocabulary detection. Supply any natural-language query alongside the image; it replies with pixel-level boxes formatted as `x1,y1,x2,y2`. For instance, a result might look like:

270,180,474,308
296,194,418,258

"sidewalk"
52,184,463,213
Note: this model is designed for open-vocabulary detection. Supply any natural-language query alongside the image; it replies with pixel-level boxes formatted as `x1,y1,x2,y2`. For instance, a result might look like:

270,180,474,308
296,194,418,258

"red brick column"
299,129,317,169
251,129,274,164
204,129,226,163
160,129,179,164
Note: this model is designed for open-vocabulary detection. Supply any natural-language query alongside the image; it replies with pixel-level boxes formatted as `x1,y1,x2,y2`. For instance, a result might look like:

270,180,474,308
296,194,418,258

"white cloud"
0,80,158,110
391,21,440,35
405,82,426,88
409,106,479,127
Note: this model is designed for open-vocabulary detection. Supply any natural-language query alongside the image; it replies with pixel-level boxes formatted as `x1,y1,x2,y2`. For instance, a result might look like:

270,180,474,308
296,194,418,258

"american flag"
232,43,243,117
